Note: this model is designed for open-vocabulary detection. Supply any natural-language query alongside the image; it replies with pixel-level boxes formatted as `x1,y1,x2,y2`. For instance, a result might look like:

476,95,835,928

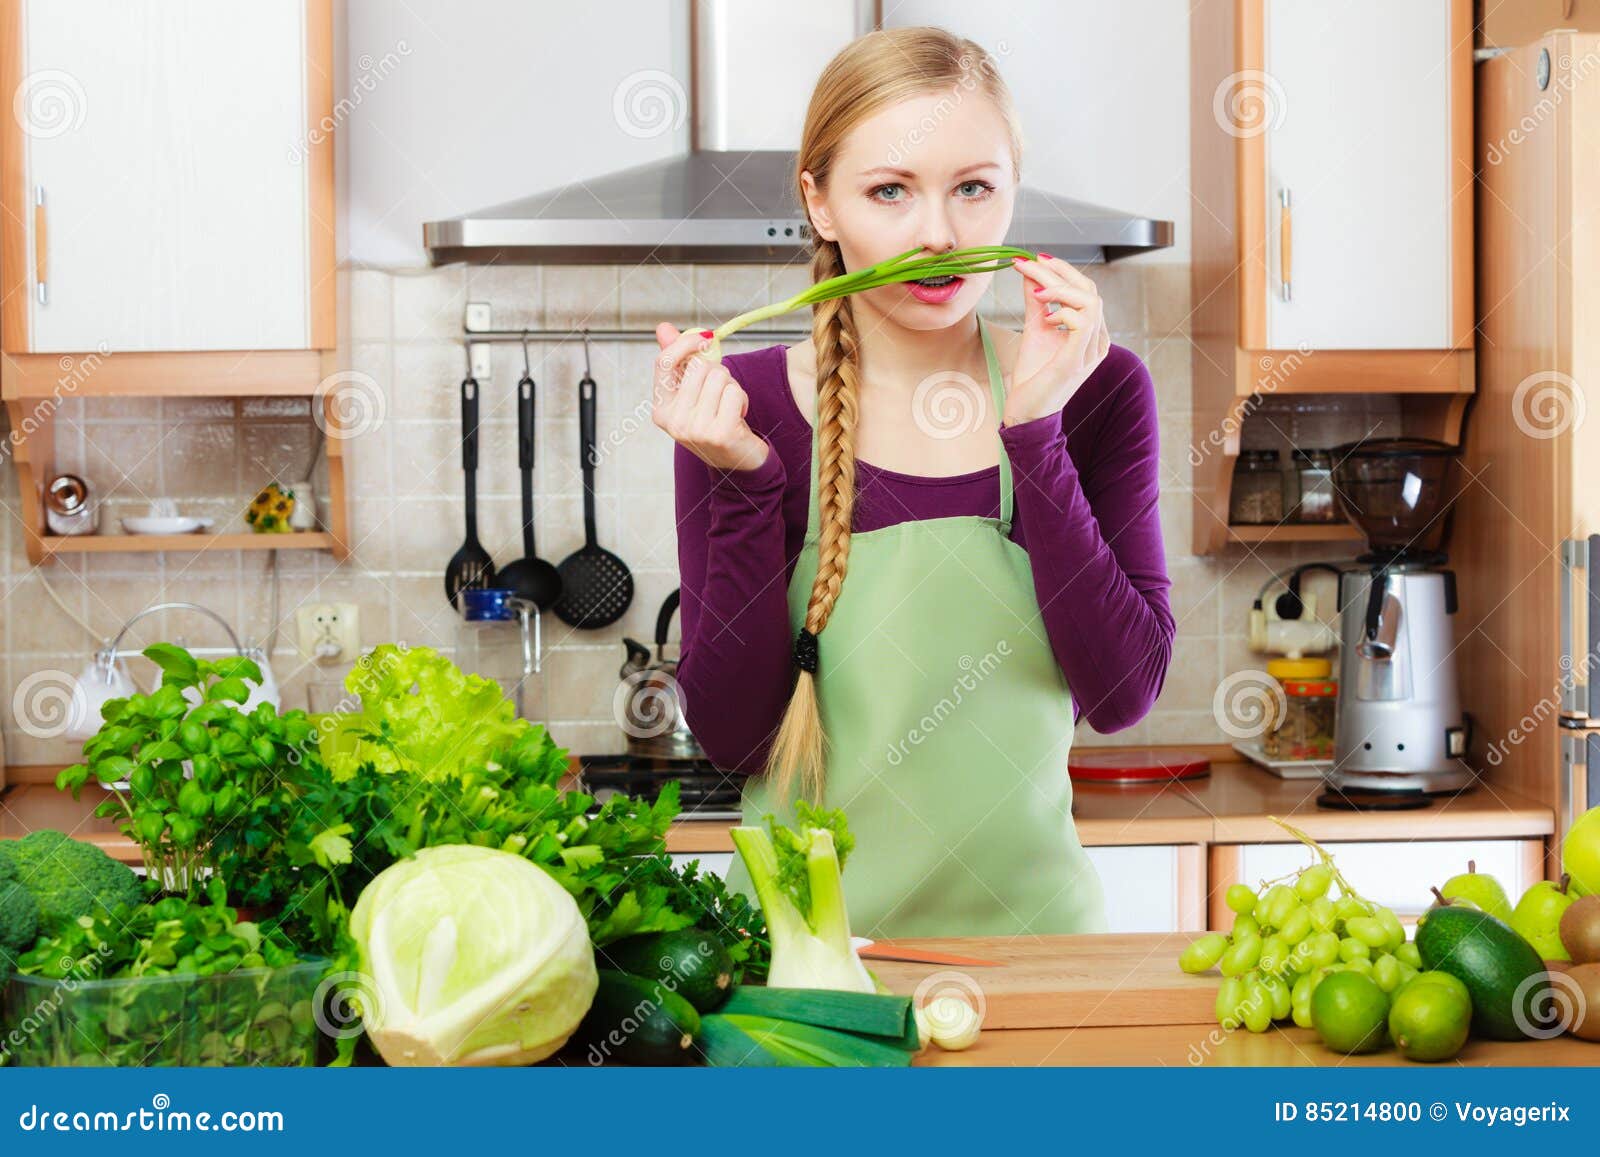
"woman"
652,27,1174,937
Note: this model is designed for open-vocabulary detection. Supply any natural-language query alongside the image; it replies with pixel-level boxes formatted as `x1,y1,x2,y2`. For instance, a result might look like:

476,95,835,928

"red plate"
1068,747,1211,784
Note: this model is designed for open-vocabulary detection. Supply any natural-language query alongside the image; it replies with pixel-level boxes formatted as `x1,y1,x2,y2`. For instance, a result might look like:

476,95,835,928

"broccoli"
0,856,41,970
0,831,145,933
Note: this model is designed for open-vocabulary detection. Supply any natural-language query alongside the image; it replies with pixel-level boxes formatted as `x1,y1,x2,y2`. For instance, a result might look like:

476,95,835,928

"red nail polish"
1033,286,1047,295
1038,252,1054,261
700,329,714,338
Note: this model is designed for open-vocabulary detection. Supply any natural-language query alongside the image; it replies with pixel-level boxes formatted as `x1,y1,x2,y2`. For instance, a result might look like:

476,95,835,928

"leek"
728,803,876,994
698,244,1036,358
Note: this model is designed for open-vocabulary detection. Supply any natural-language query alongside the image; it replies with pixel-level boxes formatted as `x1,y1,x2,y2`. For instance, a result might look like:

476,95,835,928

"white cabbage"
350,845,597,1066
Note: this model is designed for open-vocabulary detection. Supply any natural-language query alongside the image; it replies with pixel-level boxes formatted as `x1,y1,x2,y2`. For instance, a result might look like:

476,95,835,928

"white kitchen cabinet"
4,0,330,353
670,853,734,878
674,848,1197,934
1261,0,1455,350
1232,839,1539,919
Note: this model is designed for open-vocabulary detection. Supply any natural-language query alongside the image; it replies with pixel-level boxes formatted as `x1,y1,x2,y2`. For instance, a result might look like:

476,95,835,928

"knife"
854,941,1003,967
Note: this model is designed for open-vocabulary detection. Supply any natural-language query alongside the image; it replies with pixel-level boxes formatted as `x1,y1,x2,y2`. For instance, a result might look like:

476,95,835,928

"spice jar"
1261,658,1337,761
1289,448,1338,523
1229,449,1284,524
44,473,98,536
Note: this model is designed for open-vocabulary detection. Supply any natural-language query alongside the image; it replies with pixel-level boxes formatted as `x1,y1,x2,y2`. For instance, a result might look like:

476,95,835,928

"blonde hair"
763,27,1023,804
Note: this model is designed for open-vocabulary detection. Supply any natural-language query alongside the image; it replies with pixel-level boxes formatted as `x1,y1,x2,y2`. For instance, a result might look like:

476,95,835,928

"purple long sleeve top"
673,340,1175,776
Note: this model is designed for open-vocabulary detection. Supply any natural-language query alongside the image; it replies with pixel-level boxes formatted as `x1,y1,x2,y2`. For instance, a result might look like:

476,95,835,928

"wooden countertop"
868,933,1599,1067
1,754,1554,863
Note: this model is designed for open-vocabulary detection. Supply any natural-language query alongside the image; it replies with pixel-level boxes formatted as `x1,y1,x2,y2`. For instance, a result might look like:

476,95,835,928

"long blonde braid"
763,242,861,804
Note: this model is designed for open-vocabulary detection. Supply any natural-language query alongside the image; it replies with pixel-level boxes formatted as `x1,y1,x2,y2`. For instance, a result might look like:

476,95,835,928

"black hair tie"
793,628,819,674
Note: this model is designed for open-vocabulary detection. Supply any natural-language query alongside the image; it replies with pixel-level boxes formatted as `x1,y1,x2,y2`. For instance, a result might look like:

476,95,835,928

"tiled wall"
0,259,1351,770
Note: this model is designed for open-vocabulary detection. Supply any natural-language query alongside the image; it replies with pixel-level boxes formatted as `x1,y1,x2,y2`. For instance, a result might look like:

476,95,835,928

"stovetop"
576,753,743,821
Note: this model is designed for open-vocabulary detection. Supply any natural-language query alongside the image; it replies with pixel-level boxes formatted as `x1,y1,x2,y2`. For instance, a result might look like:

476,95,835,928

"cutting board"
870,933,1218,1030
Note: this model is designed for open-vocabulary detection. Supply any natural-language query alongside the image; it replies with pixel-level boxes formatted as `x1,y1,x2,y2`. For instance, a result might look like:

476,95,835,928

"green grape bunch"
1177,818,1418,1035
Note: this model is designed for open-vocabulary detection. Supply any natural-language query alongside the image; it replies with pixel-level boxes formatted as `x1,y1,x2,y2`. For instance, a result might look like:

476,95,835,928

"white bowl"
120,515,215,535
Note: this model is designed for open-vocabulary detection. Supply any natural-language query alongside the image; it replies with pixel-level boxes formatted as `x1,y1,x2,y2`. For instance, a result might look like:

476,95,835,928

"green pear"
1564,806,1600,896
1438,860,1514,923
1509,874,1576,961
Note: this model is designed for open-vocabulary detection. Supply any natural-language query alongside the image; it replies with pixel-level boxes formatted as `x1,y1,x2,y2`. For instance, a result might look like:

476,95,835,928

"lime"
1311,971,1390,1054
1388,980,1471,1062
1400,969,1472,1009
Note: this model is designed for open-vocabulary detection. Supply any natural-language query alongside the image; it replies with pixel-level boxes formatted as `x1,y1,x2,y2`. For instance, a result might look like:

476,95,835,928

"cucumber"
600,930,734,1012
1415,902,1549,1040
569,970,702,1066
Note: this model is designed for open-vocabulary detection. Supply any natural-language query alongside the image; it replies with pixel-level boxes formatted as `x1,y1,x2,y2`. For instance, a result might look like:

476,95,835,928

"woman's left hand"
1003,253,1112,426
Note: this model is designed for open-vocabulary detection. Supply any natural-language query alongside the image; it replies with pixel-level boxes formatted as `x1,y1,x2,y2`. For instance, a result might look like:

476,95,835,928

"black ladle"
444,373,496,608
497,337,562,611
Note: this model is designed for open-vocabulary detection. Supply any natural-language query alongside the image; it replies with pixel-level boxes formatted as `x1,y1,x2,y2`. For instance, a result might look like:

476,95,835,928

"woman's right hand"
652,323,771,472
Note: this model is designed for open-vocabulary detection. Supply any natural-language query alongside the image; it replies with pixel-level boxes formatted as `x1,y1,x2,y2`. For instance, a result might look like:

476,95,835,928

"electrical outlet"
297,603,359,664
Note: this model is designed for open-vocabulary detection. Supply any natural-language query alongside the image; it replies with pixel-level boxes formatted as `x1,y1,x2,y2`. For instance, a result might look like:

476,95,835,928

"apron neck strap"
805,316,1015,538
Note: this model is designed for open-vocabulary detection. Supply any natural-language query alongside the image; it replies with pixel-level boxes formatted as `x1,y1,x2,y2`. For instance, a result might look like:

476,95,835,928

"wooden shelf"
34,531,335,557
1225,523,1363,544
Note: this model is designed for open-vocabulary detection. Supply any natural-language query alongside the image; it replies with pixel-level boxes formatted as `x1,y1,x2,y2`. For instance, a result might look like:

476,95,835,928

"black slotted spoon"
553,335,633,628
444,373,496,608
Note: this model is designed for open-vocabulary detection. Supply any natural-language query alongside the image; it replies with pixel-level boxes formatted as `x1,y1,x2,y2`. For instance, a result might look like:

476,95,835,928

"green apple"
1509,874,1576,960
1438,860,1514,923
1564,806,1600,897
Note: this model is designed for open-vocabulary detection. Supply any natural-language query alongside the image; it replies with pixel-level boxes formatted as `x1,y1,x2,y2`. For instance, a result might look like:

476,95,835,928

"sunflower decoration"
246,482,296,533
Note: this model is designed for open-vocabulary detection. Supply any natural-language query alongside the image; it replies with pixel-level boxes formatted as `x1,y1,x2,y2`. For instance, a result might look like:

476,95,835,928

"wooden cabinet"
6,1,326,353
0,0,345,564
1,0,333,357
1189,0,1474,553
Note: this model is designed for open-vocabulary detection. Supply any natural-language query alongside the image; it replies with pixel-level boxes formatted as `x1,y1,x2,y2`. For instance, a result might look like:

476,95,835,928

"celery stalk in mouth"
699,244,1035,357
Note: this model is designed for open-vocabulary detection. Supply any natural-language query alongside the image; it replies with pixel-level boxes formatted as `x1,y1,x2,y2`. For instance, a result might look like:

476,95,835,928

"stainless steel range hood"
423,3,1172,266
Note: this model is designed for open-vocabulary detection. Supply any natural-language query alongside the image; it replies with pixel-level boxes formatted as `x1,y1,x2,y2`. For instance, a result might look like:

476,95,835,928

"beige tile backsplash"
0,259,1344,770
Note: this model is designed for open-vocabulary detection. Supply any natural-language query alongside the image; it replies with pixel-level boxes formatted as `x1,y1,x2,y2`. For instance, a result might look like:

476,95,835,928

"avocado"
1415,901,1549,1040
600,930,735,1012
569,970,702,1066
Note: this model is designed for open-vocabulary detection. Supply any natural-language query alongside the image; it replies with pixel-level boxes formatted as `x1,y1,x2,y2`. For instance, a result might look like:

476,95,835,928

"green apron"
724,318,1108,938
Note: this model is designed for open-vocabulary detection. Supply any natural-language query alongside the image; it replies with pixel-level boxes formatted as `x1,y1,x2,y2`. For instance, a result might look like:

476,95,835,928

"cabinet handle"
33,186,47,305
1279,186,1292,303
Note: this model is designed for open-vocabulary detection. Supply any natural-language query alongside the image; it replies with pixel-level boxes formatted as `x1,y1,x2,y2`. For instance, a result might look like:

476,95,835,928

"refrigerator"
1457,33,1600,865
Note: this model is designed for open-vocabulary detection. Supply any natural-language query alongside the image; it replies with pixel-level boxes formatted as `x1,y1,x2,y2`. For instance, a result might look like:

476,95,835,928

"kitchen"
2,0,1600,1106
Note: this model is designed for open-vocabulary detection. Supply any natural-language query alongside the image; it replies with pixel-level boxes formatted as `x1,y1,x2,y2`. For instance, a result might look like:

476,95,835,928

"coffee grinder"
1327,438,1473,801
